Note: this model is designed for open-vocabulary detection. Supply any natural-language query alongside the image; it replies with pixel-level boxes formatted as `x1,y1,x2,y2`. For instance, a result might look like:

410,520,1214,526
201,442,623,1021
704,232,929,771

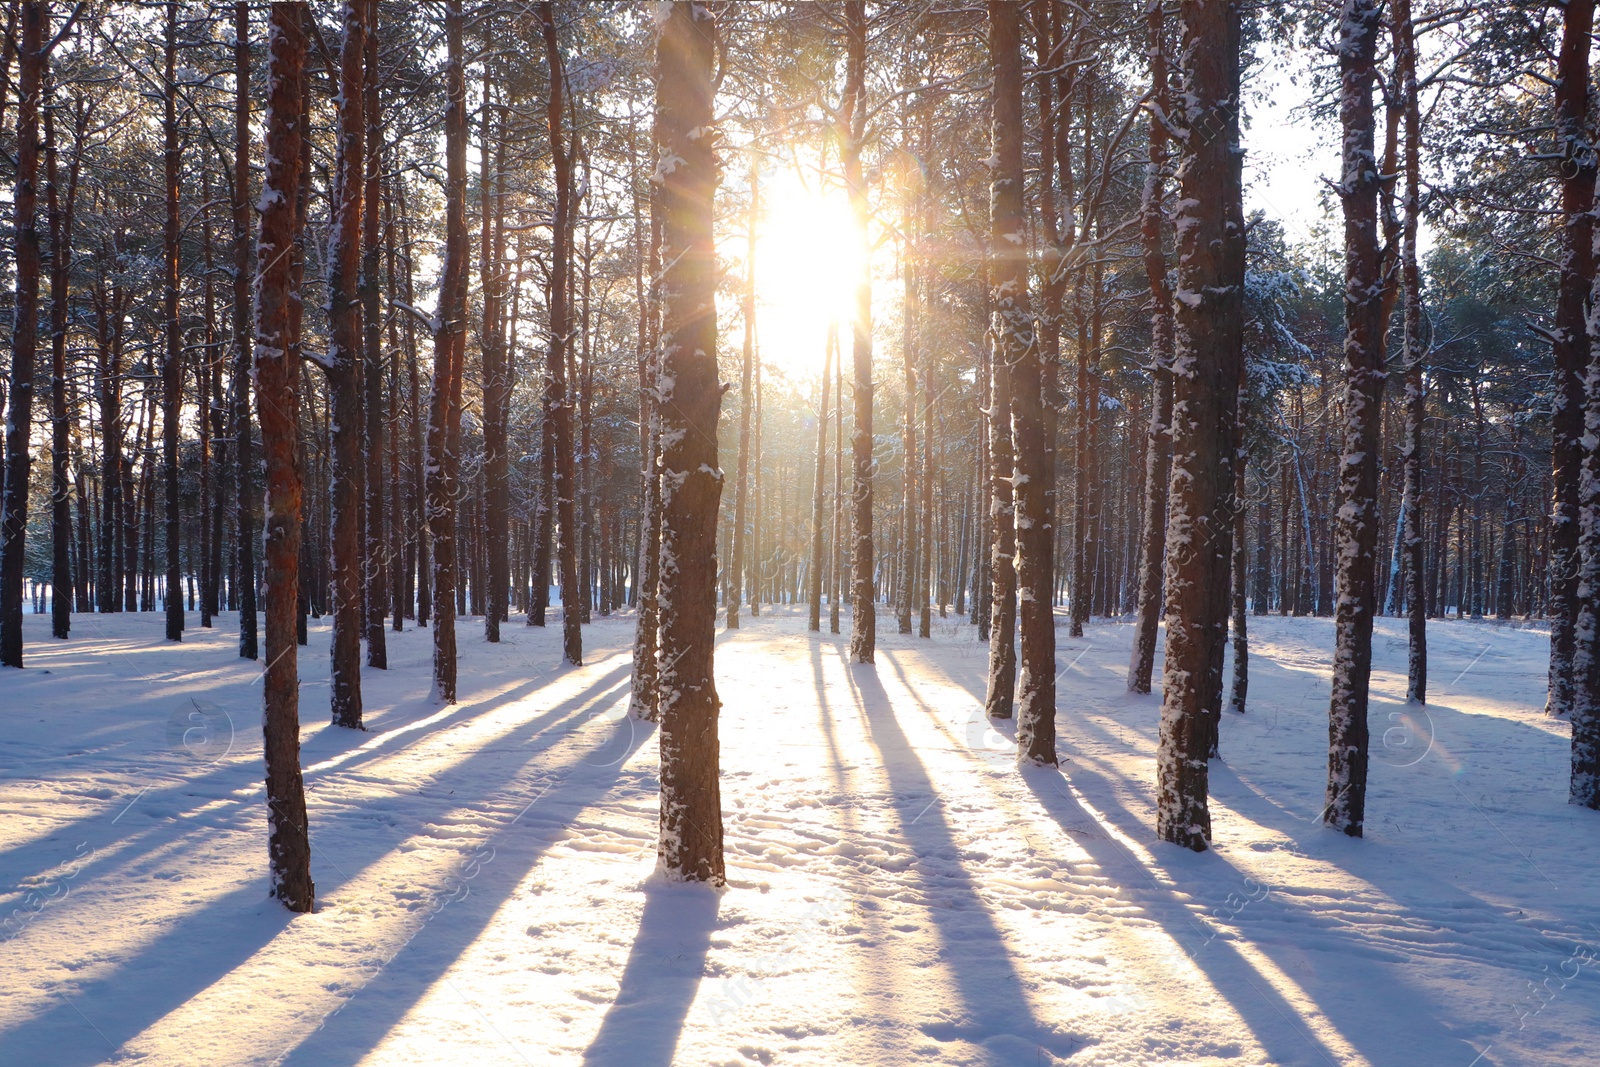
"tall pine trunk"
325,1,366,728
1550,0,1594,720
46,100,77,641
1395,0,1427,704
541,0,582,666
991,1,1053,765
654,0,725,886
1155,0,1244,852
0,0,41,666
233,2,257,657
361,0,388,667
809,326,836,632
426,0,468,702
843,0,876,664
161,2,184,643
728,166,757,629
254,4,314,912
1325,0,1385,839
1129,0,1173,694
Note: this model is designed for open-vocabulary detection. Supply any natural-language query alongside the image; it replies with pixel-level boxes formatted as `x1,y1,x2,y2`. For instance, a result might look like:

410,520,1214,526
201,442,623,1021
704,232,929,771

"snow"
0,609,1596,1066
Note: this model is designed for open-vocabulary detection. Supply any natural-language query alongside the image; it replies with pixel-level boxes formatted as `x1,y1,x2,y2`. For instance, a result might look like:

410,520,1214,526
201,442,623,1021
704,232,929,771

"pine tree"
1325,0,1386,839
654,0,725,885
1129,0,1174,695
254,2,314,913
1155,0,1245,852
325,0,367,729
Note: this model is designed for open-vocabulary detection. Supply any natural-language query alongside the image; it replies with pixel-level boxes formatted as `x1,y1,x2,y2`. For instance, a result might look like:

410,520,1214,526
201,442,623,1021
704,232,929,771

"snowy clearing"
0,609,1595,1066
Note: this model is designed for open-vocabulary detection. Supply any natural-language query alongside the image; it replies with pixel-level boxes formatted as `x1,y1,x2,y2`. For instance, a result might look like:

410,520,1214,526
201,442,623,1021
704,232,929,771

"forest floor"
0,604,1595,1067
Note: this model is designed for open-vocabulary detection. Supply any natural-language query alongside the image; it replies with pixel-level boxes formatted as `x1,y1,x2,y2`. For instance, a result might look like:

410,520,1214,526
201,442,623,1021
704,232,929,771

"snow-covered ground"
0,605,1594,1066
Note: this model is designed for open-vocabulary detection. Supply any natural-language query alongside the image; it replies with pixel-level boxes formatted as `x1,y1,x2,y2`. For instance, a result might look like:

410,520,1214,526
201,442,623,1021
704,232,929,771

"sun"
747,158,864,383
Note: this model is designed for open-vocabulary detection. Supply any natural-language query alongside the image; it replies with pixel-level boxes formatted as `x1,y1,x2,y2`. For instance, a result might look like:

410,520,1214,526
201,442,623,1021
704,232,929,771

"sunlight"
747,158,864,382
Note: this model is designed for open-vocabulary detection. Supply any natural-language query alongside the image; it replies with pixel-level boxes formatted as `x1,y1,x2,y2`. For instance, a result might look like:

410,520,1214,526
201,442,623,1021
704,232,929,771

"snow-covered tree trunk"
45,101,77,642
254,3,314,912
898,224,918,638
831,351,843,635
0,0,41,667
325,0,367,728
233,1,258,660
361,0,388,667
161,1,184,644
843,0,876,665
1569,0,1600,808
985,314,1017,719
1129,0,1174,695
1228,380,1248,718
481,94,510,645
1155,0,1245,852
990,0,1053,765
1325,0,1385,839
729,165,757,630
1395,0,1427,705
809,326,835,632
1550,0,1595,720
425,0,468,702
654,0,725,885
630,118,663,721
541,0,583,667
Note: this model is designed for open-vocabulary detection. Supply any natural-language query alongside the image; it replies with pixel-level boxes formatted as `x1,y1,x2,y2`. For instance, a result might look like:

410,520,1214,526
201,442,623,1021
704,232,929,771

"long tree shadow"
0,662,614,890
580,884,720,1067
275,709,652,1067
843,655,1088,1063
0,664,637,1067
0,659,624,921
1029,758,1490,1067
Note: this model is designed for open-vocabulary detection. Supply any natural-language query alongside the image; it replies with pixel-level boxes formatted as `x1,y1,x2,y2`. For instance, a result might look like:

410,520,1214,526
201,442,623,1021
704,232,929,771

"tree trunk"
325,1,367,728
1550,0,1594,720
46,98,77,641
0,0,41,666
361,0,388,667
1325,0,1385,838
254,4,314,912
426,0,468,702
630,117,662,719
654,0,725,886
161,2,184,643
1228,384,1248,717
809,326,836,632
541,0,582,666
729,166,757,630
989,1,1052,763
842,0,876,664
1155,0,1244,852
233,3,258,656
1129,0,1173,694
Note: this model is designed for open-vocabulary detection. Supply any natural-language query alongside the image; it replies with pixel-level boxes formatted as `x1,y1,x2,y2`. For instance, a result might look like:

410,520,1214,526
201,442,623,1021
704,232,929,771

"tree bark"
1,0,40,666
1550,0,1594,720
541,0,582,666
809,326,836,632
426,0,468,702
729,166,757,630
254,3,314,912
1155,0,1244,852
989,1,1053,764
361,0,387,667
842,0,876,664
46,95,78,641
325,0,366,728
1325,0,1385,839
654,0,725,886
161,1,184,643
482,96,511,644
1129,0,1174,694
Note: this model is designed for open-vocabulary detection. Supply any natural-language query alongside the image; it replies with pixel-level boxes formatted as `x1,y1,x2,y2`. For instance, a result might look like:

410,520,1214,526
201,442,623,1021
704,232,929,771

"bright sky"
745,48,1353,383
